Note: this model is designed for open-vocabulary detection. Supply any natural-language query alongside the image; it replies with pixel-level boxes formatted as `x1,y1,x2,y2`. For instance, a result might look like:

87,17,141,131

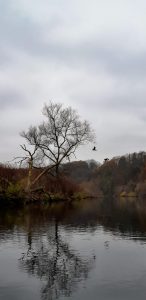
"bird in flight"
92,146,97,151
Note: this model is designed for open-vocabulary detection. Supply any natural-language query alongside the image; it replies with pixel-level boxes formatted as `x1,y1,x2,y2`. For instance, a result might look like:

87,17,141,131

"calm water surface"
1,198,146,300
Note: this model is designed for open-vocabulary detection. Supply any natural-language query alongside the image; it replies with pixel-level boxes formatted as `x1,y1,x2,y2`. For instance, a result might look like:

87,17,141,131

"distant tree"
21,101,95,191
98,160,116,195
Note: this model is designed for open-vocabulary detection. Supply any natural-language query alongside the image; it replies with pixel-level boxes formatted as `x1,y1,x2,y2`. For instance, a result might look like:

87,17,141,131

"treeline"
93,151,146,197
1,151,146,206
63,151,146,198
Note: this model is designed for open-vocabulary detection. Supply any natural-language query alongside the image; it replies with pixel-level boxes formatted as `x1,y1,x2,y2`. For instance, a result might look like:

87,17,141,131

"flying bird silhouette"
92,146,97,151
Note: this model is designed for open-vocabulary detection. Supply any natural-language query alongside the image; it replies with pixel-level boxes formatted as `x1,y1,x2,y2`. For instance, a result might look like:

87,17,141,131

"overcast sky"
0,0,146,164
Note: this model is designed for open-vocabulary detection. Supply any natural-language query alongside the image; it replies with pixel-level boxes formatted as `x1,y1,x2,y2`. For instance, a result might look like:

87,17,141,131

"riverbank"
0,189,95,208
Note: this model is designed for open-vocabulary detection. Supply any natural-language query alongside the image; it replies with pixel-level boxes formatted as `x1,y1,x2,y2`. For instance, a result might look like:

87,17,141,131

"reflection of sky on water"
1,199,146,299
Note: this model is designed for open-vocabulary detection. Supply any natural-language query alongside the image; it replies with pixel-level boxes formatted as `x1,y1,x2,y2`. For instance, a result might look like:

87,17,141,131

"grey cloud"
0,46,12,66
68,77,146,119
0,10,41,54
0,1,62,65
1,1,146,83
0,90,26,110
100,89,146,110
1,0,146,163
19,36,146,80
60,39,146,80
21,38,146,80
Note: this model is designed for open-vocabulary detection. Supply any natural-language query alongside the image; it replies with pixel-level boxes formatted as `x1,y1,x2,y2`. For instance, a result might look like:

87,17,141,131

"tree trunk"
31,164,56,188
26,159,33,192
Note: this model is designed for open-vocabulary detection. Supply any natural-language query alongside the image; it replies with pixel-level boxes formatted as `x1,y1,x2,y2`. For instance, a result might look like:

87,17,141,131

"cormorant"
92,146,97,151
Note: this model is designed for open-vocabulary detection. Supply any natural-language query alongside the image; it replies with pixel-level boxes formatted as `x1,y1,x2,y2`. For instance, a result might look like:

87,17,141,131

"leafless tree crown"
20,101,95,169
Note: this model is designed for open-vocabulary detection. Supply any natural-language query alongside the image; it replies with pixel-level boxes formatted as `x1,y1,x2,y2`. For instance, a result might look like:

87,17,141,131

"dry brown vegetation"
0,163,82,205
1,151,146,206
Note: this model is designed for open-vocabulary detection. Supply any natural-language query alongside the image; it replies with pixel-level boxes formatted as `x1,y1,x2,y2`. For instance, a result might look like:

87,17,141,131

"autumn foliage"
1,151,146,206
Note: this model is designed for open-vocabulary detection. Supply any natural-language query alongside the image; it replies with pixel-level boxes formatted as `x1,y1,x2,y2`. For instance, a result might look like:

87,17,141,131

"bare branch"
20,100,96,187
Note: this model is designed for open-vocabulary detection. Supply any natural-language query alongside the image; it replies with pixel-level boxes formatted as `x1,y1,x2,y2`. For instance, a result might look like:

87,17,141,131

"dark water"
1,198,146,300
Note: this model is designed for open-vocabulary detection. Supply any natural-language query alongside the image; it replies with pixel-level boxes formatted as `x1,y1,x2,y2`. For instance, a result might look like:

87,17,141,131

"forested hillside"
91,152,146,197
1,151,146,203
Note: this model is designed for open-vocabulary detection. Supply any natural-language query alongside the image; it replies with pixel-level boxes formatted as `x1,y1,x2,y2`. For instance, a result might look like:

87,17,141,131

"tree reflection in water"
19,220,95,300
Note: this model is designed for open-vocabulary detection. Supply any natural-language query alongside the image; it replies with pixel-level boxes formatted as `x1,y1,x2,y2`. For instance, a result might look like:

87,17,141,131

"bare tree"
20,101,95,190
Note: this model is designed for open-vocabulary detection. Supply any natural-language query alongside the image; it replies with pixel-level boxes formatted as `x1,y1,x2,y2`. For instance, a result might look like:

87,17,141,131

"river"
0,197,146,300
